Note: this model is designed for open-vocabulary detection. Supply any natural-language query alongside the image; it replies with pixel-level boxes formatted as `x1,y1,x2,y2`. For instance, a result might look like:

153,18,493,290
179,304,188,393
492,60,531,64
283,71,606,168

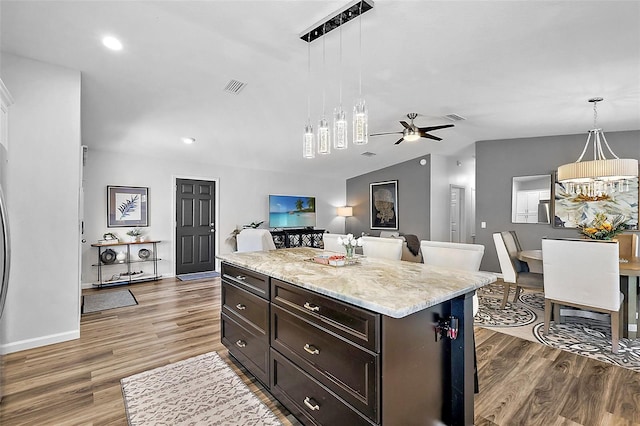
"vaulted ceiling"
1,1,639,179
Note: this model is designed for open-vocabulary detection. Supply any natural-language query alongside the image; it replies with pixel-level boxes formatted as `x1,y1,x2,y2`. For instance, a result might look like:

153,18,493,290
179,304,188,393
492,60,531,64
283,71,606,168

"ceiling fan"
370,113,455,145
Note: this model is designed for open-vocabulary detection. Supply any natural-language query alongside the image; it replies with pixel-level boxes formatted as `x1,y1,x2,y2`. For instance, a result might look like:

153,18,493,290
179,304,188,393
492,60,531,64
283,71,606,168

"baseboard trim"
0,329,80,355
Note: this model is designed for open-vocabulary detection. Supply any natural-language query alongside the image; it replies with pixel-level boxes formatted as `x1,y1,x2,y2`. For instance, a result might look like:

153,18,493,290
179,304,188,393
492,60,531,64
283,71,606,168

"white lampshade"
336,206,353,217
557,158,638,183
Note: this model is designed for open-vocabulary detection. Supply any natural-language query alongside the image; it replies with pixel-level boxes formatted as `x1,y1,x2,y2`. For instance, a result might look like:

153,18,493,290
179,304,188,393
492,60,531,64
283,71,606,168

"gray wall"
476,130,640,272
346,155,432,240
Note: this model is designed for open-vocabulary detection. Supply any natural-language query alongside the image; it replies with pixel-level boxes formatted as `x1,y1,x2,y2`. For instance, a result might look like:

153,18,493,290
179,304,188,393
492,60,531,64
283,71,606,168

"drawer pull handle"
303,397,320,411
236,303,246,310
235,340,247,348
235,275,246,281
303,344,320,355
303,302,320,312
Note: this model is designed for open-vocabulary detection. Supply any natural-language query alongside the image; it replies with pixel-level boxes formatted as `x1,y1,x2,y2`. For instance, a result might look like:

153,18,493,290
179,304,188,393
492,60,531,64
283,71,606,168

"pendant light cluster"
302,0,374,159
557,97,639,199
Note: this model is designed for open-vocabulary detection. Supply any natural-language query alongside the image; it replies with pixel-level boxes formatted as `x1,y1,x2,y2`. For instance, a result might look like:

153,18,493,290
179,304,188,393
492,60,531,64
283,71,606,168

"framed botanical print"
107,186,149,227
370,180,398,230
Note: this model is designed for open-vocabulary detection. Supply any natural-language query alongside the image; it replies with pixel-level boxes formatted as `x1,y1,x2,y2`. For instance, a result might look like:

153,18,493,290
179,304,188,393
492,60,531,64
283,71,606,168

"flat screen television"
269,194,316,228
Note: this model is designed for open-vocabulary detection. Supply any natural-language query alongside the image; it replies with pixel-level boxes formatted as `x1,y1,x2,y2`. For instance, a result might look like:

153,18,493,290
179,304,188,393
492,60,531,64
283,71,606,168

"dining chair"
500,230,529,272
542,238,623,353
236,229,277,252
361,236,403,260
322,233,348,253
617,233,639,259
493,232,544,309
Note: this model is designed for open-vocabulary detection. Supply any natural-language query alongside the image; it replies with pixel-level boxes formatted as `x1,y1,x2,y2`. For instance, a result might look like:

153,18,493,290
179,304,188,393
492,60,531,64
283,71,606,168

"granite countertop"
218,247,497,318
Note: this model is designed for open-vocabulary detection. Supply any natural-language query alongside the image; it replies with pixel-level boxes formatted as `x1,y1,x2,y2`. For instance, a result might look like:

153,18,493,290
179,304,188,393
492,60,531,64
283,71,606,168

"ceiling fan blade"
370,131,403,136
417,124,455,132
399,121,411,129
394,138,404,145
420,133,443,141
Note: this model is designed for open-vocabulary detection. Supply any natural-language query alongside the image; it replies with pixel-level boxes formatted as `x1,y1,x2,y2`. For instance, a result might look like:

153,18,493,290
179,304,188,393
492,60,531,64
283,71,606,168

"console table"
270,228,324,248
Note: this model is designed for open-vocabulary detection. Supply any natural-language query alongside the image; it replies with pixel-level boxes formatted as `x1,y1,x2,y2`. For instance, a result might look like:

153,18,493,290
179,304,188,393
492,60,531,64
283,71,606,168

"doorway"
449,185,466,243
175,178,218,275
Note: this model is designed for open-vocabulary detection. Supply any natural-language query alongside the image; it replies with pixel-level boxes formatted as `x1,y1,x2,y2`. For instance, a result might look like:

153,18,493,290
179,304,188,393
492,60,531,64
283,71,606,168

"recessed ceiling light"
102,36,123,51
181,137,195,145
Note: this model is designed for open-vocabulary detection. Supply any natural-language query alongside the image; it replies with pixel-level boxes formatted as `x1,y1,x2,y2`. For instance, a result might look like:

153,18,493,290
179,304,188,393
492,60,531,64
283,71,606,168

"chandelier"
301,0,373,159
557,97,638,198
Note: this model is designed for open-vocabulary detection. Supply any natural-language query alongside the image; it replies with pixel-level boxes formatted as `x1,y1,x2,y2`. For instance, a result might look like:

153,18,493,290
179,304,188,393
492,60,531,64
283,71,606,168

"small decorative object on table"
577,212,627,240
337,233,363,259
126,228,143,242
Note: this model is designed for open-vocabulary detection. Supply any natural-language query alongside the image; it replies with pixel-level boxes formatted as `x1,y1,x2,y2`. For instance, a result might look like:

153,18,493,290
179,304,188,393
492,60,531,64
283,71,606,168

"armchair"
236,229,276,252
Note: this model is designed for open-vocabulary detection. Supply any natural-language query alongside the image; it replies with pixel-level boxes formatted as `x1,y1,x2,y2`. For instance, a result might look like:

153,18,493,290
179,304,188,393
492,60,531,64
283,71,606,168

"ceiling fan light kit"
557,97,638,198
301,0,373,159
369,112,455,145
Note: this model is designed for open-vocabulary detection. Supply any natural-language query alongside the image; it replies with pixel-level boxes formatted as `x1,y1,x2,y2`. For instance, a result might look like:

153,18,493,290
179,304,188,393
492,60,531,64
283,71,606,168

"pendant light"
333,13,348,150
557,98,638,197
302,32,315,159
317,23,331,155
352,1,368,146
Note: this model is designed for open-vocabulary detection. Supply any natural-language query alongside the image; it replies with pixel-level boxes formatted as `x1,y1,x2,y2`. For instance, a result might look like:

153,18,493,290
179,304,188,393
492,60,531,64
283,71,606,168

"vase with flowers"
577,212,627,240
336,233,363,259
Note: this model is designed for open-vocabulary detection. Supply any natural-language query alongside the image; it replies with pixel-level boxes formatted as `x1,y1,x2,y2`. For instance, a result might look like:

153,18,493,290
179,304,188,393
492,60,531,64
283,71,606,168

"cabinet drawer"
272,279,380,352
272,305,379,422
221,313,269,386
222,281,269,338
222,263,269,299
271,349,374,426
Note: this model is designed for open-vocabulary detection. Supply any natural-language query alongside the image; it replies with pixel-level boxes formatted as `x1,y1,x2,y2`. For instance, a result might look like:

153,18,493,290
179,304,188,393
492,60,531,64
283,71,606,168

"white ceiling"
1,1,639,180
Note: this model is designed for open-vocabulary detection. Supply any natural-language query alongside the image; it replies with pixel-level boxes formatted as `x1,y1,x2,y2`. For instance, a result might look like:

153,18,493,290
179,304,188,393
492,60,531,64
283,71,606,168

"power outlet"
480,221,487,229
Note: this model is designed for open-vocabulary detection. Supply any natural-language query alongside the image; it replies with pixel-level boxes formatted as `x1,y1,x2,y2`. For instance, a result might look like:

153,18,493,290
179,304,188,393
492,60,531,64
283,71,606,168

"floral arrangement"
577,212,627,240
337,233,363,257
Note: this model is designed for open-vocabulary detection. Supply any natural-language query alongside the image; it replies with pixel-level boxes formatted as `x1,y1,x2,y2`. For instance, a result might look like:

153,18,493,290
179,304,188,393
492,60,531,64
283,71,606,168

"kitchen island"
218,247,496,426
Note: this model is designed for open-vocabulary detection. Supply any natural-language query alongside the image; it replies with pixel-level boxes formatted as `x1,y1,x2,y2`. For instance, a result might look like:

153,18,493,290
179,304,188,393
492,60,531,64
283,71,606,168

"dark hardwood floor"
1,277,639,425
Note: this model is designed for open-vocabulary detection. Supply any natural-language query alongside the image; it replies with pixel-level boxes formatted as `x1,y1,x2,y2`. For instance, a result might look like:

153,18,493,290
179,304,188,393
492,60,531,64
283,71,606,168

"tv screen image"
269,195,316,228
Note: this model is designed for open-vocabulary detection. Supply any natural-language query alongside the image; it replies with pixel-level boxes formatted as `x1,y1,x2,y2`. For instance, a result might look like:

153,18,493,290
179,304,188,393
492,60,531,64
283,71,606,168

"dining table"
518,249,640,339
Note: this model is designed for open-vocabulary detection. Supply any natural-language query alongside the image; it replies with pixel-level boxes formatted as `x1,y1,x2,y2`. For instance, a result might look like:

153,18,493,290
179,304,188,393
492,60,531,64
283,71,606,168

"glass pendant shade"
353,99,368,145
333,107,348,150
303,123,315,159
317,117,331,155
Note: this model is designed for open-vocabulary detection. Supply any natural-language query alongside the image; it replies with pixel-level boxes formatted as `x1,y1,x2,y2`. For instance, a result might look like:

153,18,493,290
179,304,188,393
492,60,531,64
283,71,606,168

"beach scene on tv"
269,195,316,228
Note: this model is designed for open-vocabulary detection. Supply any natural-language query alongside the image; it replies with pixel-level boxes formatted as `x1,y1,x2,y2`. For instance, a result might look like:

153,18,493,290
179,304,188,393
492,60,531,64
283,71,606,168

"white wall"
429,154,450,241
82,149,346,285
446,152,476,244
0,53,81,353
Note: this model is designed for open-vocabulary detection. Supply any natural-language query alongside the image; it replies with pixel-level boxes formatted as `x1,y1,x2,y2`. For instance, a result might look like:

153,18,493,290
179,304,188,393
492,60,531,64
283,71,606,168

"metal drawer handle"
236,303,246,310
303,302,320,312
235,340,247,348
303,397,320,411
235,275,246,281
303,344,320,355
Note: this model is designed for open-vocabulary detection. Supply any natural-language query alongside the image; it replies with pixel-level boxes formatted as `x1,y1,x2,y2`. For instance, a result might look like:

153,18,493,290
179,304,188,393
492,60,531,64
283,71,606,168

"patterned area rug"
533,321,640,372
121,352,282,425
82,289,137,314
475,284,539,327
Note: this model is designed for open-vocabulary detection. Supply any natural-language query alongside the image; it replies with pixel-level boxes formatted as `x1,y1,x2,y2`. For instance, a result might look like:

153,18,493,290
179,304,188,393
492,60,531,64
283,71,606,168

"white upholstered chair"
420,241,485,315
236,229,277,252
542,238,623,353
361,236,403,261
493,232,544,309
322,233,348,253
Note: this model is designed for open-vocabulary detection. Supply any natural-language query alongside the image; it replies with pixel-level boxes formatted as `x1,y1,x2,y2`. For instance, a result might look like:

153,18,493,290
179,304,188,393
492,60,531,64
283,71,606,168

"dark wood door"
175,178,216,275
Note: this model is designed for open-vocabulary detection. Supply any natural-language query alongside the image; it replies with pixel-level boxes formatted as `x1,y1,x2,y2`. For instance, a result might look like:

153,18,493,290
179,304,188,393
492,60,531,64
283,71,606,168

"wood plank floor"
1,277,639,425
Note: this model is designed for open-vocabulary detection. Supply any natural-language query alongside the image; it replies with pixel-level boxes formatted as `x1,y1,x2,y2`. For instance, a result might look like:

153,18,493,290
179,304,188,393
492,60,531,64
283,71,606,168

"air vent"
223,79,247,94
444,113,466,122
361,151,376,157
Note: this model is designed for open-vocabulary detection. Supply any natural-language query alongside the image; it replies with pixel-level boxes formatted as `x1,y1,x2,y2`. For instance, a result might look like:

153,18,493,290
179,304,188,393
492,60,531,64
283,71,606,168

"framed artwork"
552,175,639,229
370,180,398,230
107,186,149,228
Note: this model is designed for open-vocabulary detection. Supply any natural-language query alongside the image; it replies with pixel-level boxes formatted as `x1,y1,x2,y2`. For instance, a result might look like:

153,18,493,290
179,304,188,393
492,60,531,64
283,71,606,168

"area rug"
82,289,137,314
121,352,282,426
533,321,640,372
176,271,220,281
474,284,539,327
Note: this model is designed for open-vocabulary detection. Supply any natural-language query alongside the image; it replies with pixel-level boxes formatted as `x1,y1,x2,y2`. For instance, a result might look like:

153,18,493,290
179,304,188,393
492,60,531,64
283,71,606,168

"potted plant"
126,228,143,242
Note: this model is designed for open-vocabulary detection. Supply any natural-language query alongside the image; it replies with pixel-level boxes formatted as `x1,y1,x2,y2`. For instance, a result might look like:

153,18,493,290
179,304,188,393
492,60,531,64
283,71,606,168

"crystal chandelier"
352,1,368,146
557,97,638,198
302,33,315,159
